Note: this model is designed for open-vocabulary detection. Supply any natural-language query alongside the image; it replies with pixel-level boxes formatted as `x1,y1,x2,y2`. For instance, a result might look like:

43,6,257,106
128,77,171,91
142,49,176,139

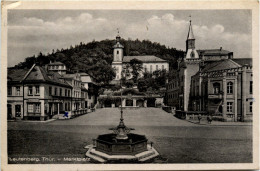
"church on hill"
111,33,169,82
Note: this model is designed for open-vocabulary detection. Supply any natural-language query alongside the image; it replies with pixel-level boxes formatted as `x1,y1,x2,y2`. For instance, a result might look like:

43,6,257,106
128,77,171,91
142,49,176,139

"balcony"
208,94,222,99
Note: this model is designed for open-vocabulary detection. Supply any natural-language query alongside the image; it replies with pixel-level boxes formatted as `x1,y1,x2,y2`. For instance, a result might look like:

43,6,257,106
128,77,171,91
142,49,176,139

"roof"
113,42,124,48
187,21,195,40
232,58,252,66
23,66,71,87
8,68,30,82
48,62,65,66
198,49,231,56
123,56,167,63
201,59,241,73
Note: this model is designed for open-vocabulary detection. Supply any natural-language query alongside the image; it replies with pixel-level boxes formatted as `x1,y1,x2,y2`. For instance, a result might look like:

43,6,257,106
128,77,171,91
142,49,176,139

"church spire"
187,16,195,40
116,28,121,42
186,15,195,51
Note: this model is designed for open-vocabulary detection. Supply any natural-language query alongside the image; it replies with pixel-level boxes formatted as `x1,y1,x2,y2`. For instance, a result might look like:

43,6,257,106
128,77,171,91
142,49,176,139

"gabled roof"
8,68,30,82
123,56,167,63
197,49,231,56
78,72,97,84
232,58,252,66
201,59,241,73
23,66,71,87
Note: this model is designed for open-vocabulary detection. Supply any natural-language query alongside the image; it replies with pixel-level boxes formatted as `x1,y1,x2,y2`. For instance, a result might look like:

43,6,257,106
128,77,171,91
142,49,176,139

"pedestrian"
208,114,213,124
198,114,202,123
207,114,210,123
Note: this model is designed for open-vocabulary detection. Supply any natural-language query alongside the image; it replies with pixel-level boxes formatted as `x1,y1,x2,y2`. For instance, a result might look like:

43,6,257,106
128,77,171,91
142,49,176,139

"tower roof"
187,20,195,40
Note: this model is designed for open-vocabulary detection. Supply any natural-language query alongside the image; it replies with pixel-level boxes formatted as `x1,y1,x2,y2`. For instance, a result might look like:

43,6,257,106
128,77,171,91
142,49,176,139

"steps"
85,144,159,163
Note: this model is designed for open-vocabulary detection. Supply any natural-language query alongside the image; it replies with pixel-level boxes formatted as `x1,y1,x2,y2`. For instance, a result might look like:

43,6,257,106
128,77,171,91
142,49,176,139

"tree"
129,58,143,83
137,79,147,92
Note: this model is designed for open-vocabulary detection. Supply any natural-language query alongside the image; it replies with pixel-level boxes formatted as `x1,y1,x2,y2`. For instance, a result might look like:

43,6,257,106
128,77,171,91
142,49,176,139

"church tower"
178,17,201,112
112,30,124,81
185,19,199,59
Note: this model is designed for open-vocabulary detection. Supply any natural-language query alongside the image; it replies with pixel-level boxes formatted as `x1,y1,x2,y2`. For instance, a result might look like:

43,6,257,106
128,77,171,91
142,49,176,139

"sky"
7,10,252,67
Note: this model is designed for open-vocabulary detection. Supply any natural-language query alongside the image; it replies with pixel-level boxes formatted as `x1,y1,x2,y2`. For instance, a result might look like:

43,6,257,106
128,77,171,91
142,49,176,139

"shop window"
28,104,34,113
35,103,41,113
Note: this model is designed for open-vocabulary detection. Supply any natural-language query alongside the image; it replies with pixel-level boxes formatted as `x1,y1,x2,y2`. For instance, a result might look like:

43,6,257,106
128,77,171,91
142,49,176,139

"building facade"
189,59,252,122
8,64,73,121
165,19,252,122
7,63,96,121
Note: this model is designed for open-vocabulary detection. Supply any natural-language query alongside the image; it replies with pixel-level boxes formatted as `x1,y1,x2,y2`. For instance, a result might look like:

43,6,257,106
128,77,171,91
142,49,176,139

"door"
15,105,21,117
7,104,12,119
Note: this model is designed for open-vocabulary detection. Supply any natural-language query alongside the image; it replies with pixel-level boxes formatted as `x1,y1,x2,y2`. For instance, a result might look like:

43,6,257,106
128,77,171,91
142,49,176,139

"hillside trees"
13,38,183,86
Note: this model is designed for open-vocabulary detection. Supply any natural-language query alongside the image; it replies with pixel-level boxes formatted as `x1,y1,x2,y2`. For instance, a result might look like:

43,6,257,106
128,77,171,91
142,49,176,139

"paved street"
8,108,252,163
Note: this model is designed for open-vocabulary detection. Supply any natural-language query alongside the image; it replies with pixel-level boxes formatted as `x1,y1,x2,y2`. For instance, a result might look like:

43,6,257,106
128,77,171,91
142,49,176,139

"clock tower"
112,30,124,81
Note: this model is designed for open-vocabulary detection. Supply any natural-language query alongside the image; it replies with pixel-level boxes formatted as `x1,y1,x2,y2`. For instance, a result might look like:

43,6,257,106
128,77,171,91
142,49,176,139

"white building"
111,34,169,81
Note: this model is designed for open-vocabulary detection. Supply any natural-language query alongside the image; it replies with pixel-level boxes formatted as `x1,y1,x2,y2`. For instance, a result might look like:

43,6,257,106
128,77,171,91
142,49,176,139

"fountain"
85,71,159,163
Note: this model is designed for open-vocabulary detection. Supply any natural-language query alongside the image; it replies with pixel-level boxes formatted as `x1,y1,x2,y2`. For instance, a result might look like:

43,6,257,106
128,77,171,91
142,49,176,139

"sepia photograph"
1,1,259,170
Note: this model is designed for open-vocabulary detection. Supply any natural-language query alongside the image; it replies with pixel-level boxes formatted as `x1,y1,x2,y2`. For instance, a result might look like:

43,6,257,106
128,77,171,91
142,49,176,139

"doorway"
7,104,12,119
15,105,21,117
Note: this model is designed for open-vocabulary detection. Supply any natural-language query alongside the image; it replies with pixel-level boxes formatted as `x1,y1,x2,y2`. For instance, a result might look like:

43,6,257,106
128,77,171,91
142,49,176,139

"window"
65,89,67,97
60,88,62,96
250,102,253,112
227,102,233,112
16,86,20,96
65,103,67,111
144,65,147,72
28,104,34,113
117,50,119,54
150,65,152,72
227,82,233,94
68,90,70,97
156,65,158,70
35,86,40,95
35,103,41,113
8,86,12,96
213,82,220,94
55,87,57,95
28,86,33,95
250,81,253,94
162,65,164,70
190,51,195,58
49,86,52,95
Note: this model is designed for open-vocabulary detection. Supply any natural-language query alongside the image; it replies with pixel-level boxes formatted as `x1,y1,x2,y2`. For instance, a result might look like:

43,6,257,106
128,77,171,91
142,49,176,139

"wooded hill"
13,39,184,85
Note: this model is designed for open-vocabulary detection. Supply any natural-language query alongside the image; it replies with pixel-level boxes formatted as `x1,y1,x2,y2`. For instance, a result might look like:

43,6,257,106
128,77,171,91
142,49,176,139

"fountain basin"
96,133,148,155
